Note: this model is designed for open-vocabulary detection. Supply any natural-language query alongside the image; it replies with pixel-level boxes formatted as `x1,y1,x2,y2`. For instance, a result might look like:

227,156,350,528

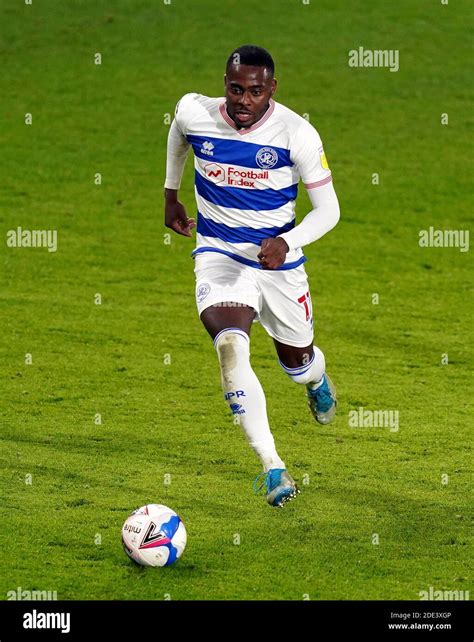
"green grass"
0,0,472,601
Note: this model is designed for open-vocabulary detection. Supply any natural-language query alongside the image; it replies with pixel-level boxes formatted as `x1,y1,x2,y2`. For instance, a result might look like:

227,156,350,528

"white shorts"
194,252,314,347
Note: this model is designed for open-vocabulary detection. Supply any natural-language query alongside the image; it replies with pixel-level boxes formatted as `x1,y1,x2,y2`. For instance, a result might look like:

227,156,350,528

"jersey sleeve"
164,94,199,190
174,92,200,137
291,119,333,189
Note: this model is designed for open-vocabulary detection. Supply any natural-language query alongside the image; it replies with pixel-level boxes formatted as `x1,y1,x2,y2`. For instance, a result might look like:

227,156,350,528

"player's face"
224,65,276,128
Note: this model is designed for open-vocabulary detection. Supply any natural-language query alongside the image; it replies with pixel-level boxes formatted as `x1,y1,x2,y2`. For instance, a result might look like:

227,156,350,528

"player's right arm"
164,97,196,237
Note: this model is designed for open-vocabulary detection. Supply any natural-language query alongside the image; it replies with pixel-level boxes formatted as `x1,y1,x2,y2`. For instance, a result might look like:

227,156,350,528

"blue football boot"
307,373,337,424
253,468,299,508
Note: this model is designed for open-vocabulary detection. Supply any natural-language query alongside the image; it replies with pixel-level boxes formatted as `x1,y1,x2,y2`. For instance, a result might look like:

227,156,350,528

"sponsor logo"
123,524,141,534
200,141,214,156
256,147,279,169
227,167,268,187
204,164,269,188
319,147,329,170
229,403,245,415
197,283,211,303
204,163,225,183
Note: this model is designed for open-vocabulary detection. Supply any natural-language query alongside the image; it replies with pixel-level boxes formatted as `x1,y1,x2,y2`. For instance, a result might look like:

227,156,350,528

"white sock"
280,345,326,389
214,328,285,472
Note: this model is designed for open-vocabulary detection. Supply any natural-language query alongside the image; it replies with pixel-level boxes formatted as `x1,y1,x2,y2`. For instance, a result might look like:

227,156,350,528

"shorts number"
298,291,312,323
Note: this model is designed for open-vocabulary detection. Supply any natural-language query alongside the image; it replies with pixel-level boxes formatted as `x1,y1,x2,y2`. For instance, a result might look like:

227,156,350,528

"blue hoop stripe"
279,352,315,377
213,327,250,347
187,134,293,169
197,212,295,245
192,247,307,271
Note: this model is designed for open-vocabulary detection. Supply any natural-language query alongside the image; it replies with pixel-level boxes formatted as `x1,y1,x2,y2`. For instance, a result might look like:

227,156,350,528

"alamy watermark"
7,587,58,600
419,587,470,601
196,283,255,307
348,47,399,72
348,407,399,432
6,227,57,252
23,609,70,634
419,227,469,252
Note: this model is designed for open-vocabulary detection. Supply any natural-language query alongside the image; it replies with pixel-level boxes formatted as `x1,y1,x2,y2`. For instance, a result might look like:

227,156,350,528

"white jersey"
169,93,332,270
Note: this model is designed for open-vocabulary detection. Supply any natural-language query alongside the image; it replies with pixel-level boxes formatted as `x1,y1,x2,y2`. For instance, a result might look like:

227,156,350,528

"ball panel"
139,543,170,567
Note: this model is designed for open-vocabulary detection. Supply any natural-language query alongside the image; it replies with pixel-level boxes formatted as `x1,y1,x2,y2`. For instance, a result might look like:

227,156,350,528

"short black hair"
226,45,275,76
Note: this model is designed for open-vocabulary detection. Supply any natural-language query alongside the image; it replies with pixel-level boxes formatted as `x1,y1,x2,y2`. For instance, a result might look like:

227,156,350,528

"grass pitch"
0,0,472,601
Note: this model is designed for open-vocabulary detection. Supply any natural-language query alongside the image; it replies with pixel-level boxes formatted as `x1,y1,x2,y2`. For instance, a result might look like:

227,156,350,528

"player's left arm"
258,120,340,269
278,180,340,251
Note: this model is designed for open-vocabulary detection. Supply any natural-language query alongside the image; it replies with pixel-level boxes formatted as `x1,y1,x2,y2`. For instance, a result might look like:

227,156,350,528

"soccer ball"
122,504,187,567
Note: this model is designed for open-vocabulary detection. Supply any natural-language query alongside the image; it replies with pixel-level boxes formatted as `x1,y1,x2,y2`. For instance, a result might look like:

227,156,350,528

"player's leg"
200,303,254,339
195,254,295,506
257,265,337,425
273,339,337,425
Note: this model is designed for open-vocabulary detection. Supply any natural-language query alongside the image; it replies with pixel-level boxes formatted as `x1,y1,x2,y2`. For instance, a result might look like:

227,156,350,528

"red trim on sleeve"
304,175,332,189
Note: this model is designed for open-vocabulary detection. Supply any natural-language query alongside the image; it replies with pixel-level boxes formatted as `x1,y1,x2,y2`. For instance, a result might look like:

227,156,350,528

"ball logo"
139,522,168,549
197,283,211,303
256,147,278,169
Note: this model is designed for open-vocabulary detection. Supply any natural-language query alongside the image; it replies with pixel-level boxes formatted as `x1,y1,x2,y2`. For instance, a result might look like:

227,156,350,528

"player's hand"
257,237,289,270
165,200,196,238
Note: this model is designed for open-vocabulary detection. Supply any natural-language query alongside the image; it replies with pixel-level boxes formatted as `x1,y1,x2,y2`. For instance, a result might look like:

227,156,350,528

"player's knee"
280,346,325,384
214,328,250,371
